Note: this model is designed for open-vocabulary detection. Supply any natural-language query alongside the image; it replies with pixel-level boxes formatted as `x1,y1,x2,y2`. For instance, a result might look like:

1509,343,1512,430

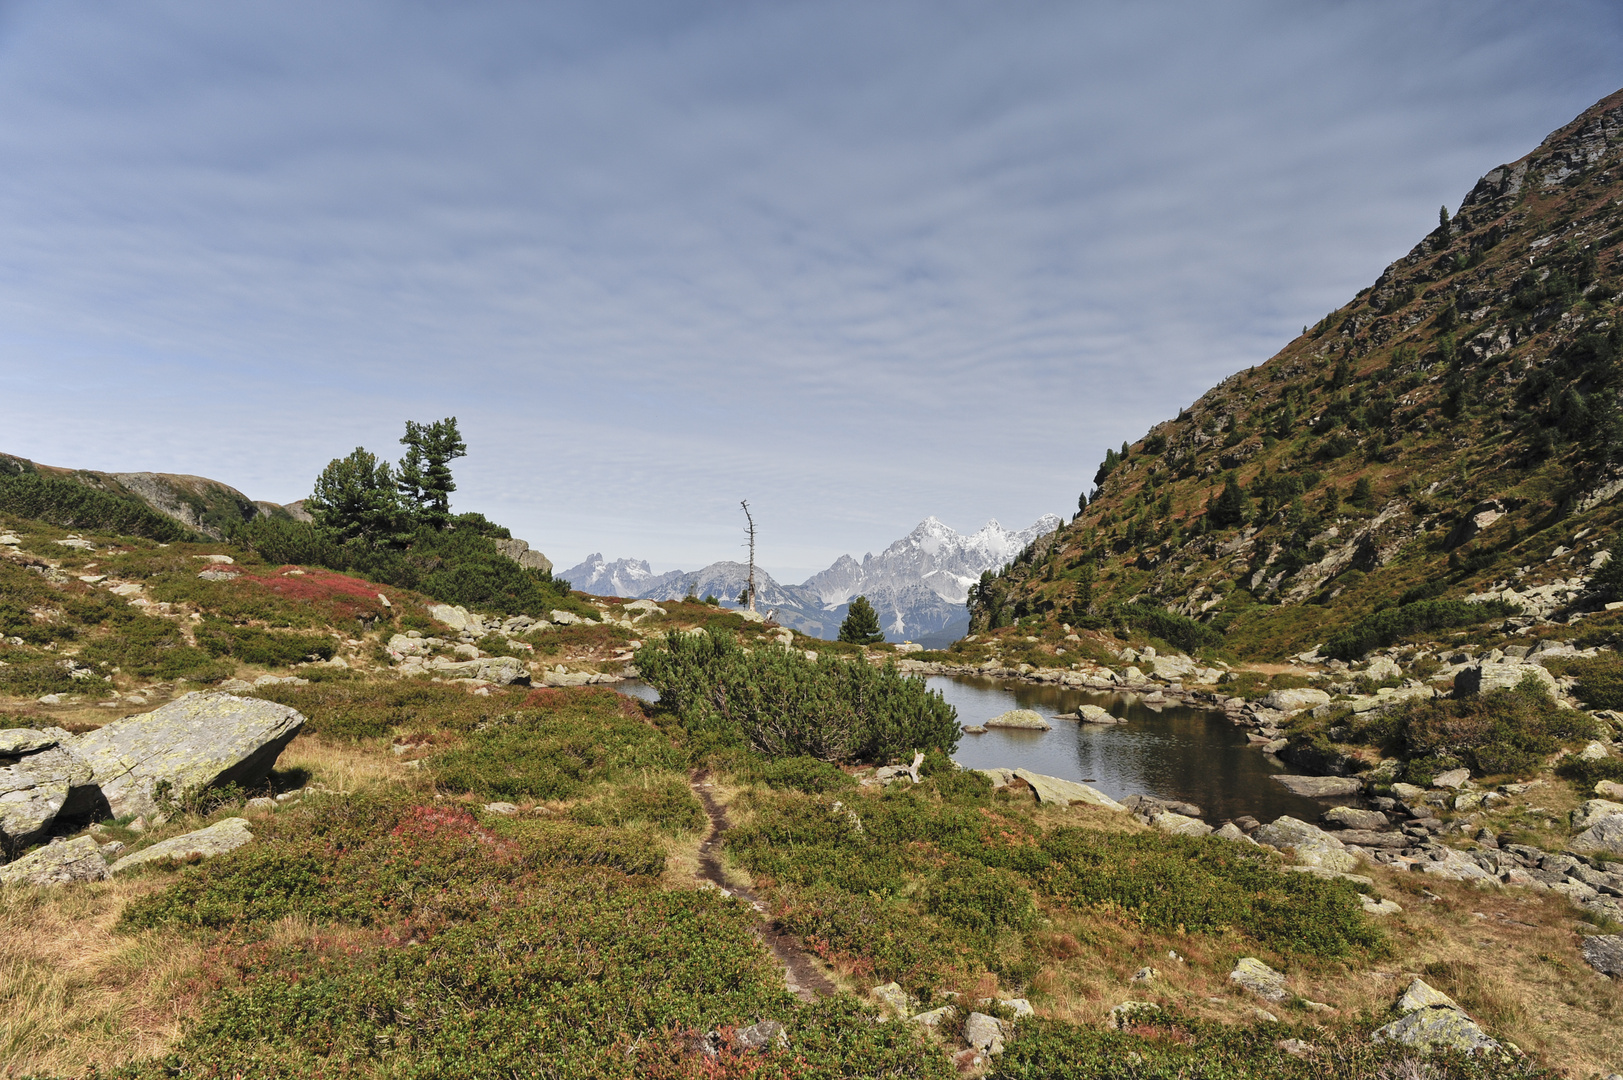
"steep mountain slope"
973,89,1623,657
564,515,1062,643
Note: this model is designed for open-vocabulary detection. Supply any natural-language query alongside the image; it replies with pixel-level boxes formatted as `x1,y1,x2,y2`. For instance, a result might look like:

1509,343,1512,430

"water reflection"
617,675,1333,823
934,676,1335,823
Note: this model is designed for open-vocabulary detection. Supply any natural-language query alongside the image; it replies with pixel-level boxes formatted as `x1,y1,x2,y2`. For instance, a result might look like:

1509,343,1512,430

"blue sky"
1,1,1620,579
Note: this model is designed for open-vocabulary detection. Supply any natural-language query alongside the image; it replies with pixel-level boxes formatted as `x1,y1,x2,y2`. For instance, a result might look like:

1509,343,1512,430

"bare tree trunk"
741,500,757,612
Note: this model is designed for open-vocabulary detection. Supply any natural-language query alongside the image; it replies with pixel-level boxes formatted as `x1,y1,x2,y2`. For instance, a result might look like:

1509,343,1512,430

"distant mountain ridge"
562,514,1063,644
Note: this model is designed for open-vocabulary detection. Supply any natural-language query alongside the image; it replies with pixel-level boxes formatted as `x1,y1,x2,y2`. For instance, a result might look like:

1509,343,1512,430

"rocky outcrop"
110,817,254,873
0,835,109,887
1,731,96,849
1573,813,1623,856
1454,661,1559,698
74,693,305,819
492,537,553,574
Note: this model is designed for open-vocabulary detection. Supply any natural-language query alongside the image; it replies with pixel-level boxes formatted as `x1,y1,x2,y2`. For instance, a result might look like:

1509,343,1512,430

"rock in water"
0,735,95,848
1076,704,1121,724
0,835,110,887
1229,957,1288,1001
985,710,1051,730
1012,769,1125,811
75,692,305,819
1581,935,1623,978
110,817,254,873
1271,775,1362,797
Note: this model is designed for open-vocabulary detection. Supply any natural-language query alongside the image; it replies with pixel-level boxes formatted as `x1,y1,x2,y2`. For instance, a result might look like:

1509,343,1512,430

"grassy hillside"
974,89,1623,660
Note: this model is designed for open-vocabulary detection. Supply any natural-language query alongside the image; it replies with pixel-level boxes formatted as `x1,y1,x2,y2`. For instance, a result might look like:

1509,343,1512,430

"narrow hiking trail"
689,774,834,1002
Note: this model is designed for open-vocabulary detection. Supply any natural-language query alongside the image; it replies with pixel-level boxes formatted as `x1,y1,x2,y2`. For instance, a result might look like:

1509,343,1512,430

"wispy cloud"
1,0,1619,567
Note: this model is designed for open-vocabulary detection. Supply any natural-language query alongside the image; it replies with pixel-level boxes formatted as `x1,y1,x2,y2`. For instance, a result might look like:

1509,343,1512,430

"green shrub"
0,659,81,696
755,755,857,794
1323,598,1521,660
0,473,197,542
250,679,531,741
1115,602,1223,652
1569,656,1623,709
429,701,687,802
635,629,958,764
195,619,336,666
77,615,233,682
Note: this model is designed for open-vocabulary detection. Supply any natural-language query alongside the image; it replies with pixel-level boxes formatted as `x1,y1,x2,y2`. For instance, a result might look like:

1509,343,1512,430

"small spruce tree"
838,595,885,645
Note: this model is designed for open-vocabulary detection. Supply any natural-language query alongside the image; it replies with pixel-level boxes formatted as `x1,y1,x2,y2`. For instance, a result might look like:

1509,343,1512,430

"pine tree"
838,595,885,645
1437,205,1452,243
307,448,408,546
397,417,467,530
1208,474,1250,528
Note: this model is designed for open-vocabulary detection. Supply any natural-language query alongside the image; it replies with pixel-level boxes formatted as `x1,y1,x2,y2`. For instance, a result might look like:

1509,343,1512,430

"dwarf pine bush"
635,628,959,764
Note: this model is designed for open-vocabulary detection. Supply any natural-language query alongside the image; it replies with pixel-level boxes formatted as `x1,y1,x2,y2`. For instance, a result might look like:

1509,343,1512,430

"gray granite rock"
110,817,254,873
1229,957,1288,1001
1,736,95,848
1581,935,1623,978
1271,775,1362,797
0,835,109,887
1013,769,1125,811
74,693,305,819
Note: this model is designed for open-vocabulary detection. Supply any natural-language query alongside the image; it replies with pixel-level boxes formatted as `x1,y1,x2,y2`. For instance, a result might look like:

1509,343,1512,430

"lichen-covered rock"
1012,769,1125,811
1372,1006,1499,1054
985,709,1051,730
867,981,910,1017
1323,806,1390,830
430,656,530,685
1396,979,1457,1014
1454,661,1557,698
1581,935,1623,978
1150,811,1212,837
75,693,304,819
909,1005,956,1029
1,735,95,848
1572,799,1623,831
1573,814,1623,856
963,1012,1005,1053
1271,775,1362,798
0,729,62,756
1253,816,1361,873
1229,957,1288,1001
1075,704,1122,724
0,835,109,887
110,817,253,873
1262,688,1331,714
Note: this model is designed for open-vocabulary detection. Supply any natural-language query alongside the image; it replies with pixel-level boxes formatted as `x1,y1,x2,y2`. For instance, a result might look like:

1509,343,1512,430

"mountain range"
562,514,1063,645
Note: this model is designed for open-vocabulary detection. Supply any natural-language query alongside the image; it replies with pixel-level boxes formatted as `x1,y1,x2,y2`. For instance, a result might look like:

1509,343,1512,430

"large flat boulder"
1012,769,1124,811
986,710,1051,731
429,656,530,685
1454,661,1558,698
1,733,95,848
111,817,254,873
0,835,109,887
1271,775,1362,798
74,692,305,819
1254,815,1360,873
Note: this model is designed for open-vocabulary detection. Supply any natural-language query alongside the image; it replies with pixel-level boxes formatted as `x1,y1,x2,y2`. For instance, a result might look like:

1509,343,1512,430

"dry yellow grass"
0,878,201,1076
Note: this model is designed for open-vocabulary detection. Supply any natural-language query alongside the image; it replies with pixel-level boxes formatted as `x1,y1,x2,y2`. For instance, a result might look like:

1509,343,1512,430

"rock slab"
985,709,1051,731
1012,769,1125,811
1581,935,1623,978
111,817,254,873
1271,775,1362,798
1,734,95,848
74,692,305,819
1229,957,1288,1001
0,835,110,887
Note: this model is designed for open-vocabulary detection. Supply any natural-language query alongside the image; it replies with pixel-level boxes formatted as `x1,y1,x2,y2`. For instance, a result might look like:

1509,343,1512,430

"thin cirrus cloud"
0,0,1619,574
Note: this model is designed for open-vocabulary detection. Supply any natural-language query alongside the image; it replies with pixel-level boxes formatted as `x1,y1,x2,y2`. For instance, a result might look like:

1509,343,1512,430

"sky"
1,2,1620,582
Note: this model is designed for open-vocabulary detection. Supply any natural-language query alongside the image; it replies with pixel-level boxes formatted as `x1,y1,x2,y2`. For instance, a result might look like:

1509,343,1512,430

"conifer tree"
838,595,885,645
397,417,467,530
307,448,408,546
1207,474,1250,528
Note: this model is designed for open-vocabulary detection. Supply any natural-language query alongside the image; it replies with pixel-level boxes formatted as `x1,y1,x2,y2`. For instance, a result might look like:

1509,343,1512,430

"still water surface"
617,675,1331,823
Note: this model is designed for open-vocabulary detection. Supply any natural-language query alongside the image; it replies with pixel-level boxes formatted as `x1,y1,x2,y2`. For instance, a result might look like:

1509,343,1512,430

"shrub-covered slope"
974,89,1623,658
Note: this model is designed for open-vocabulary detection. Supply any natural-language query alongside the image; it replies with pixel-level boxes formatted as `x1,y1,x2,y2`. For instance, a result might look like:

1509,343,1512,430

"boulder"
868,982,910,1017
731,1020,786,1052
1335,829,1409,848
1213,822,1255,843
1573,814,1623,857
1454,662,1558,698
110,817,254,873
1323,806,1389,831
909,1005,956,1029
1076,704,1121,724
1372,1006,1499,1055
1573,800,1623,831
1396,979,1457,1014
1597,780,1623,799
1012,769,1125,811
1363,656,1402,683
977,768,1016,789
963,1012,1005,1054
1262,688,1331,714
1,735,95,848
1361,896,1403,916
985,710,1051,731
0,835,109,887
1579,741,1612,762
429,604,474,631
1432,768,1472,790
1150,811,1212,837
491,538,553,574
1253,816,1360,873
1581,935,1623,978
430,656,530,685
74,692,305,819
1271,775,1362,798
1229,957,1288,1001
0,729,61,756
